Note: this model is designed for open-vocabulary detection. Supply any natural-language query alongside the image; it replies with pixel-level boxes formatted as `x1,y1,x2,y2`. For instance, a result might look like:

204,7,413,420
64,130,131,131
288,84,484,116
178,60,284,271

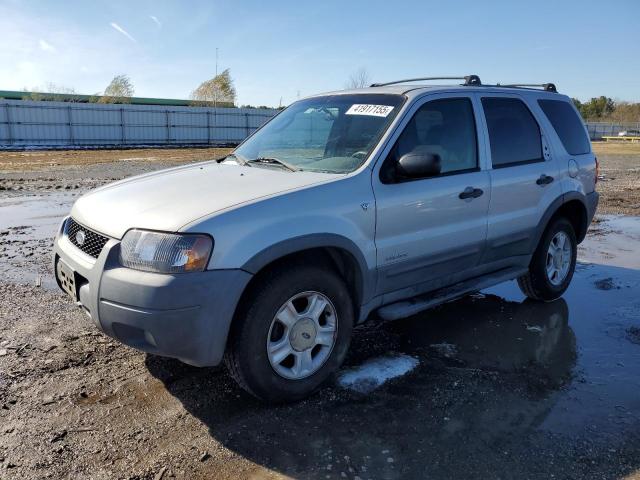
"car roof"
310,84,570,102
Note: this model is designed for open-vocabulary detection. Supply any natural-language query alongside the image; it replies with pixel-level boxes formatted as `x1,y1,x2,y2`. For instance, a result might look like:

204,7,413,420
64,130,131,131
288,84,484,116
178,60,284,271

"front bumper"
53,229,252,367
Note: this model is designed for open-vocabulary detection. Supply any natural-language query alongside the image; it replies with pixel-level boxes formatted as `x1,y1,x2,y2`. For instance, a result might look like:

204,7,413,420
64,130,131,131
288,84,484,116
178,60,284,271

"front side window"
538,99,591,155
482,97,543,168
232,94,404,174
381,97,478,182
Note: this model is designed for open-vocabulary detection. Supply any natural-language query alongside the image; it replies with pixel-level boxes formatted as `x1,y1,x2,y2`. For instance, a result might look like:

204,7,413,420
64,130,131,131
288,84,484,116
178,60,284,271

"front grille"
65,218,109,258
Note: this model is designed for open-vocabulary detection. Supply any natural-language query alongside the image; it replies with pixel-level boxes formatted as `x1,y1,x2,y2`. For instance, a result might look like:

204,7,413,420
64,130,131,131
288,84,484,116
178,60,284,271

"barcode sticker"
345,104,394,117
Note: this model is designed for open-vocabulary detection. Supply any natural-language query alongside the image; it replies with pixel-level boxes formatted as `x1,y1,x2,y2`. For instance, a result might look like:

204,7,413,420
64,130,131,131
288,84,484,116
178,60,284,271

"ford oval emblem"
75,230,86,246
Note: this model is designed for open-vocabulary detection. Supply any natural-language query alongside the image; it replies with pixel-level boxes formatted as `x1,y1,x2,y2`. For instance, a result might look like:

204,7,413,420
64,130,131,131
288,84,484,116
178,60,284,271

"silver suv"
53,75,598,401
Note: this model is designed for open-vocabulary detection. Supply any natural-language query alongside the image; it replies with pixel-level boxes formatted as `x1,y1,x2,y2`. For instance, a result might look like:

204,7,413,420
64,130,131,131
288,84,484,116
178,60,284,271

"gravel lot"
0,145,639,479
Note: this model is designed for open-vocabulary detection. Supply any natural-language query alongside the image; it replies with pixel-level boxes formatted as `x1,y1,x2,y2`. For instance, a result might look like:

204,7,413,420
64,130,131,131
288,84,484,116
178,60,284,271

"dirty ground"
1,146,639,479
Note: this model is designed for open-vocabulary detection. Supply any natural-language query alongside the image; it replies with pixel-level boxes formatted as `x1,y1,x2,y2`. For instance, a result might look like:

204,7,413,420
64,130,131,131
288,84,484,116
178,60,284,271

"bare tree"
99,74,135,103
190,69,236,107
345,67,371,89
22,83,80,102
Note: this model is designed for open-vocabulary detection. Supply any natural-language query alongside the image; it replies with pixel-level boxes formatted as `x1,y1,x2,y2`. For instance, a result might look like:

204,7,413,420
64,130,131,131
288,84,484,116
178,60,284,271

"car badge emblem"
76,230,86,246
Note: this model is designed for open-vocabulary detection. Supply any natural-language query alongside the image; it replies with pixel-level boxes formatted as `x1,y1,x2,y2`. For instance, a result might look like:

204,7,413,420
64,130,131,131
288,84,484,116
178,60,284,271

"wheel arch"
237,234,372,322
533,193,589,251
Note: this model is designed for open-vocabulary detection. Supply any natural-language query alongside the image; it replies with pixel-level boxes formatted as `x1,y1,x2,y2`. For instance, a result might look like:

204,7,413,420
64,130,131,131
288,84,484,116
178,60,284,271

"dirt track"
592,143,640,215
1,145,640,479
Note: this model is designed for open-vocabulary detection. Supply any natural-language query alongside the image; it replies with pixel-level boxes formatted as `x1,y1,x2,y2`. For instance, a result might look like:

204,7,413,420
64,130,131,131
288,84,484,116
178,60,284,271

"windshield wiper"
247,157,299,172
224,153,251,166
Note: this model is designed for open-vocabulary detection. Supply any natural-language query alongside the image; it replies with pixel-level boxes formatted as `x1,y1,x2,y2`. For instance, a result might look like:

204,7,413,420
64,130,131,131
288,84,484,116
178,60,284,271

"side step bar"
376,267,528,321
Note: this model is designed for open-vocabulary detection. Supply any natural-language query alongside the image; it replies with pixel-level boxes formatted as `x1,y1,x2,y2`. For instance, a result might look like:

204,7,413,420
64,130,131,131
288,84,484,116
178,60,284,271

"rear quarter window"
538,99,591,155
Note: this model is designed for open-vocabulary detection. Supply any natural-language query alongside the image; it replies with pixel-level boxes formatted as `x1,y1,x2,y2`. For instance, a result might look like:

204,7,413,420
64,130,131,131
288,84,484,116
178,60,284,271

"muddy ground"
592,143,640,216
0,145,639,479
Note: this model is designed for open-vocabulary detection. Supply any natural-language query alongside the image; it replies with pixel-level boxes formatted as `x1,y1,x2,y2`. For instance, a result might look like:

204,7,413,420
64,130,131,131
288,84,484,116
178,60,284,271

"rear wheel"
224,263,354,402
518,217,577,301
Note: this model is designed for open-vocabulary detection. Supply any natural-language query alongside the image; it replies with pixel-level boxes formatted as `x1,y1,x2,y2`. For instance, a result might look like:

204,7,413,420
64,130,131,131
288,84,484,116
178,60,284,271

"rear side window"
538,99,591,155
482,98,543,168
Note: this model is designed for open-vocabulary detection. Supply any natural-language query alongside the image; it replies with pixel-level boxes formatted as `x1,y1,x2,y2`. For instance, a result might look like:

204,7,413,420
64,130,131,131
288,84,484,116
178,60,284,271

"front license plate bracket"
56,259,77,301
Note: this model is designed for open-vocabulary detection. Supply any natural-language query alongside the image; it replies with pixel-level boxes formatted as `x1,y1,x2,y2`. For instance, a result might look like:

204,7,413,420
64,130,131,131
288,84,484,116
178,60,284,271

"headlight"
119,229,213,273
58,216,70,235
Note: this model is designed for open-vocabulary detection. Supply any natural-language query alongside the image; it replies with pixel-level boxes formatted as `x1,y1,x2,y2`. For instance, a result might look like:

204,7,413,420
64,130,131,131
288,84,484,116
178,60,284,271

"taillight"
594,156,599,185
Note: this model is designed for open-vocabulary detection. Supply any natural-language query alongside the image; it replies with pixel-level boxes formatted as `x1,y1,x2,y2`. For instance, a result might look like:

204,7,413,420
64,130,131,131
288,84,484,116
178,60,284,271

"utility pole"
214,47,218,108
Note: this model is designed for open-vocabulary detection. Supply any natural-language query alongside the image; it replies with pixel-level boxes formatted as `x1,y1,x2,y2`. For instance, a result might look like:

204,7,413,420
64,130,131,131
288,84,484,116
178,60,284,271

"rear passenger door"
479,95,563,264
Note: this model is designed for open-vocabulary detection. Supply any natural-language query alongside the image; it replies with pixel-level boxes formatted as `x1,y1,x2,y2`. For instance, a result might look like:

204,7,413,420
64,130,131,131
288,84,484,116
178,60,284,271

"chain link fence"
585,121,640,140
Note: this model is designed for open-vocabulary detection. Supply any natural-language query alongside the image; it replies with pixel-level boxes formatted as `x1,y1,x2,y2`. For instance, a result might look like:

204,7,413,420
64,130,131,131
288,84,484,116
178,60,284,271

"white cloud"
109,22,137,43
0,9,142,94
149,15,162,29
39,39,56,53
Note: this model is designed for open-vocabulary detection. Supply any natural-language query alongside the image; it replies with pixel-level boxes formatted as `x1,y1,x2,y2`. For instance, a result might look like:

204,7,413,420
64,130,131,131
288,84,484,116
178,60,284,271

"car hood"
71,162,336,239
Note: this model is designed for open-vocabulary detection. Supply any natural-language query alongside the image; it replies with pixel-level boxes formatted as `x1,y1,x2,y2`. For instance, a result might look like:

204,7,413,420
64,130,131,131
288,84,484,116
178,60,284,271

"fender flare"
241,233,374,305
531,192,589,250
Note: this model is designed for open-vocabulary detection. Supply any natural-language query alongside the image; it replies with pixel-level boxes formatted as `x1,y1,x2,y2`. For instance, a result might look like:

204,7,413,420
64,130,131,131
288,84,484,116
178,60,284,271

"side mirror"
396,151,441,178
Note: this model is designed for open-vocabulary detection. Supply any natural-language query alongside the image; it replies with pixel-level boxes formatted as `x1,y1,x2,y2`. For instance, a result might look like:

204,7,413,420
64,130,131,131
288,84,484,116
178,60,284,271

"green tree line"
573,96,640,123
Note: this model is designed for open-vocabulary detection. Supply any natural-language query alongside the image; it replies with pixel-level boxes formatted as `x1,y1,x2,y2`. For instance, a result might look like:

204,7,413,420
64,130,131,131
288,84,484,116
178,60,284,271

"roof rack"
499,83,557,93
370,75,482,87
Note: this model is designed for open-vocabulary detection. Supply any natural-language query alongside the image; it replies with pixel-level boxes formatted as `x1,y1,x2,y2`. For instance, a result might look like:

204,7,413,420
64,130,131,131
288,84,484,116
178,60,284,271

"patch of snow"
337,354,419,393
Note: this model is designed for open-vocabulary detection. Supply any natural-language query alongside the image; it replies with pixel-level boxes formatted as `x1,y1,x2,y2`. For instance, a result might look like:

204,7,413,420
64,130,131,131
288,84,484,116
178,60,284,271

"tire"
518,217,577,302
224,262,354,402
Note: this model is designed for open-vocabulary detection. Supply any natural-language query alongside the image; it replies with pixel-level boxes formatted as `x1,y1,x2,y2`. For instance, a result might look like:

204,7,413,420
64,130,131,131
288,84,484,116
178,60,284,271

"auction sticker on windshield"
346,104,394,117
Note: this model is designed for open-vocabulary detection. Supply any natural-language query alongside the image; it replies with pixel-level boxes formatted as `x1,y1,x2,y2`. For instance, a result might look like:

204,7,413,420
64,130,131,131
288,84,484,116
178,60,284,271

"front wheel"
518,217,577,302
224,263,354,402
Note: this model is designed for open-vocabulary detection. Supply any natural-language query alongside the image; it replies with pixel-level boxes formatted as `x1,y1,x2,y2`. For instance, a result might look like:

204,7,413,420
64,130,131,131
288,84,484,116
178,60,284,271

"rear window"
481,98,543,168
538,99,591,155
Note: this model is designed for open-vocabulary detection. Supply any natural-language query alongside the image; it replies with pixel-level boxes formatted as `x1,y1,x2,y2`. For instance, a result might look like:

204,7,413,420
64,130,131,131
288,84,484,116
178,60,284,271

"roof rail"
499,83,557,93
370,75,481,88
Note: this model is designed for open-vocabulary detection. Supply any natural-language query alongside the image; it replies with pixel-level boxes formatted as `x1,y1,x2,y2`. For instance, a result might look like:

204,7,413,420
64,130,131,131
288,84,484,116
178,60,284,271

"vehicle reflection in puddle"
387,294,576,388
345,257,639,438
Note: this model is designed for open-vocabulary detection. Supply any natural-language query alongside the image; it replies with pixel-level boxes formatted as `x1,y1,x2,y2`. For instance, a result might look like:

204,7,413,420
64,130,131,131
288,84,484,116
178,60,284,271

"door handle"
459,186,484,199
536,174,554,185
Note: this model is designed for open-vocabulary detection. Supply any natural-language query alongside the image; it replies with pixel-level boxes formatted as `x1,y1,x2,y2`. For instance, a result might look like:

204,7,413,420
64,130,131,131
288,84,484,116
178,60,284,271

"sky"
0,0,638,107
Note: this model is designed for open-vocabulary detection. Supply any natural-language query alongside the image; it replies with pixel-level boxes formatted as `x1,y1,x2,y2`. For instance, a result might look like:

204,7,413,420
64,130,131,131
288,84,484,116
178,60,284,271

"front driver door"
373,93,490,301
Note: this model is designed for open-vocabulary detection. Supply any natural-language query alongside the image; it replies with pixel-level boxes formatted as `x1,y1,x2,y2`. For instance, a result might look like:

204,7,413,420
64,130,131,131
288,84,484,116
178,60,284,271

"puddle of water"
0,192,76,287
338,354,419,393
0,192,75,238
580,215,640,269
390,294,576,387
486,266,639,437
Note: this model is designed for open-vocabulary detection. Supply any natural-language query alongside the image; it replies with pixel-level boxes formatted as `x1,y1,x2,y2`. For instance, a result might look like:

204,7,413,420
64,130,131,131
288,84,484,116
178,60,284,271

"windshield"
232,94,405,173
